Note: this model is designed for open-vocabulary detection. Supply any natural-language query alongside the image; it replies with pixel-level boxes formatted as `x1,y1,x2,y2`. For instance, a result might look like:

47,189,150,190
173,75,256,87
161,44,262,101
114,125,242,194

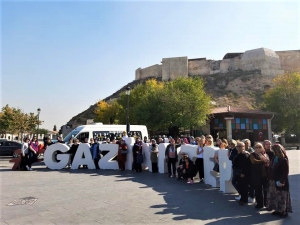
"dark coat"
269,157,290,191
250,153,268,187
232,152,251,177
182,159,197,177
229,147,238,161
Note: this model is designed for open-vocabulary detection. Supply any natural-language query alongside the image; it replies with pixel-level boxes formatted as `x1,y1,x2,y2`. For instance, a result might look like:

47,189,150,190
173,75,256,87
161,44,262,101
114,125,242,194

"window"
92,130,143,141
78,132,89,142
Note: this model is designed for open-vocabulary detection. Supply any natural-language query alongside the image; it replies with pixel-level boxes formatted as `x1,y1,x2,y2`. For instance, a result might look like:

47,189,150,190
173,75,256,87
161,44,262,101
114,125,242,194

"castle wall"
241,48,283,76
135,48,299,81
162,57,188,81
135,64,162,80
220,58,242,73
188,59,210,75
276,51,300,72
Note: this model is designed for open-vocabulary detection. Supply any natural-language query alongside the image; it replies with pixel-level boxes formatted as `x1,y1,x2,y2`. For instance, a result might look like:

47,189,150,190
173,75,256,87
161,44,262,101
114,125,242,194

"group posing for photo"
20,134,292,218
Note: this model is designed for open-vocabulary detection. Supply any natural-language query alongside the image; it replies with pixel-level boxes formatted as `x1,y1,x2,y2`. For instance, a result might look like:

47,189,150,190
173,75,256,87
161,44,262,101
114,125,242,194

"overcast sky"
1,0,299,130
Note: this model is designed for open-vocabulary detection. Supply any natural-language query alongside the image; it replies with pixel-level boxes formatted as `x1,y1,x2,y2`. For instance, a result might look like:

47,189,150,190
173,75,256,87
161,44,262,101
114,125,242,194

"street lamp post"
125,87,131,134
37,108,41,140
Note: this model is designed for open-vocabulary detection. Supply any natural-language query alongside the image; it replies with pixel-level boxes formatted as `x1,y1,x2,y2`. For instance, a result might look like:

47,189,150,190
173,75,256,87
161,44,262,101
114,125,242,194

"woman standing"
214,139,228,173
263,140,275,161
205,135,214,147
28,136,39,170
165,138,180,178
195,137,205,182
250,143,270,208
150,139,159,173
68,138,80,167
132,138,143,172
267,144,292,217
20,137,30,171
117,139,128,171
232,141,251,206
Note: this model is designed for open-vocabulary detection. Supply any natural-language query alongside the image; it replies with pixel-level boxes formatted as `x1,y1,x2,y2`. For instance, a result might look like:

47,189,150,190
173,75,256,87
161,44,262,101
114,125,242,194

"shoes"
248,197,255,203
266,208,272,211
170,175,174,178
255,205,263,209
28,167,33,171
25,165,30,171
235,196,241,200
190,180,194,184
200,179,204,183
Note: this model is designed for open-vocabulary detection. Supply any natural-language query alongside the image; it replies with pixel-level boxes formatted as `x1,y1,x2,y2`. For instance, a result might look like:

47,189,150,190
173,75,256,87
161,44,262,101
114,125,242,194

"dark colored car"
0,141,22,157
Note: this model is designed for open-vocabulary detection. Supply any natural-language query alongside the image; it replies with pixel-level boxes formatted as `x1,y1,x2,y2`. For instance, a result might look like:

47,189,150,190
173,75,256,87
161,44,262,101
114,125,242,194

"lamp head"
125,86,131,95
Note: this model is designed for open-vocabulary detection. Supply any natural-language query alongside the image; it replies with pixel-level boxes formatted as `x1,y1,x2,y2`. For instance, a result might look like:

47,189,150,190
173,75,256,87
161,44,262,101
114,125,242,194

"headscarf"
183,138,189,144
271,144,288,168
134,139,141,147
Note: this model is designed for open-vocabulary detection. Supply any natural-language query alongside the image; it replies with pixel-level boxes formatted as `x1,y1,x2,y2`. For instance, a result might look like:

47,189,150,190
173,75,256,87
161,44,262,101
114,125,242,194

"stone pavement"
0,150,299,225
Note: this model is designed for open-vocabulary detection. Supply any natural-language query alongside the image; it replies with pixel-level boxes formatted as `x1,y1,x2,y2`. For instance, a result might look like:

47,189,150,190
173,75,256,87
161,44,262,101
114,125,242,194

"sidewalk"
0,151,299,225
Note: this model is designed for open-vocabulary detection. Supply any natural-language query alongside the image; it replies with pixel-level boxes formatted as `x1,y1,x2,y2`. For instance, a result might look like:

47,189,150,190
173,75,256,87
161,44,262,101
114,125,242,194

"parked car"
0,141,22,157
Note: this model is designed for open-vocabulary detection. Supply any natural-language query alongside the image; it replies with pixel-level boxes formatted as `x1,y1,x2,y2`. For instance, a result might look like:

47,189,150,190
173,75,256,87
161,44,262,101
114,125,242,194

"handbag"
213,163,219,172
137,153,144,164
121,150,127,154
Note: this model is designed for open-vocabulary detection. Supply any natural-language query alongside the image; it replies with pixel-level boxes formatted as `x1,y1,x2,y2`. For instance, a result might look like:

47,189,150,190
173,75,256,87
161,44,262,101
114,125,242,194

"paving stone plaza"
0,150,299,225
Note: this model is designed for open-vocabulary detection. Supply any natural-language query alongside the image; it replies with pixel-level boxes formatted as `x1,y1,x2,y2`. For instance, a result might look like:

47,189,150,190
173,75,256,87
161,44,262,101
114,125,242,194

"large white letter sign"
203,146,220,187
124,137,134,170
44,144,70,170
71,143,95,169
99,144,119,169
158,143,169,173
219,149,237,193
142,143,151,171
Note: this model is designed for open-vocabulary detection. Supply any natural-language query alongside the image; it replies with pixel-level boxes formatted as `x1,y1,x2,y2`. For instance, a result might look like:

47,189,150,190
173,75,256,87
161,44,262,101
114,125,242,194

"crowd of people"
19,133,293,218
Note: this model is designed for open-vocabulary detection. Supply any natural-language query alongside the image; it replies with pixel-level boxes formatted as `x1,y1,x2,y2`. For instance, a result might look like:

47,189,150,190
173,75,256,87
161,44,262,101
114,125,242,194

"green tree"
264,71,300,144
94,100,122,124
157,77,212,136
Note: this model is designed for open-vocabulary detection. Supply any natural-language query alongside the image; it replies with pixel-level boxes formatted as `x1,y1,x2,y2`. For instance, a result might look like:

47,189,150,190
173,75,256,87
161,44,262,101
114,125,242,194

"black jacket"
232,152,251,177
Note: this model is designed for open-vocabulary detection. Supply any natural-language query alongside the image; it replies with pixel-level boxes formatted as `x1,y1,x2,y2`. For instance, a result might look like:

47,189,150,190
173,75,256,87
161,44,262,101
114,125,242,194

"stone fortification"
67,48,299,128
135,48,299,81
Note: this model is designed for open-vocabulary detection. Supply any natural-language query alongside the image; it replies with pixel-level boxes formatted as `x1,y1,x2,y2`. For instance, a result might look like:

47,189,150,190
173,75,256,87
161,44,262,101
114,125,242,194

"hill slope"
67,71,267,127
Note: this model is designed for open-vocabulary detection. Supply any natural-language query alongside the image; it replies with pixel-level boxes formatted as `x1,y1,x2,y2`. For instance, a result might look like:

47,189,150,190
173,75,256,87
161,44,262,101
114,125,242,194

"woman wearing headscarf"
28,136,39,170
266,144,292,217
250,142,270,209
117,139,127,171
149,139,159,173
132,138,143,172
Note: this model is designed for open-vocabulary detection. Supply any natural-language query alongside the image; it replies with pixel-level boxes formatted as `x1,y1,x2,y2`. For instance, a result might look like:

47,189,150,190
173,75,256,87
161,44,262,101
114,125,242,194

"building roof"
211,106,274,115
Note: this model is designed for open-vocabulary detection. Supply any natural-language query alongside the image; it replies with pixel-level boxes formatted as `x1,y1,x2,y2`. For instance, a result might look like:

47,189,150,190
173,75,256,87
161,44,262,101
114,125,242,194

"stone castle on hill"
65,47,300,132
135,48,299,81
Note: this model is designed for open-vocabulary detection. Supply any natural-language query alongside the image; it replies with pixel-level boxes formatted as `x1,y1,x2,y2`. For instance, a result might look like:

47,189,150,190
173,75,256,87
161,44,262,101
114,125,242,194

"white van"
63,123,148,143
